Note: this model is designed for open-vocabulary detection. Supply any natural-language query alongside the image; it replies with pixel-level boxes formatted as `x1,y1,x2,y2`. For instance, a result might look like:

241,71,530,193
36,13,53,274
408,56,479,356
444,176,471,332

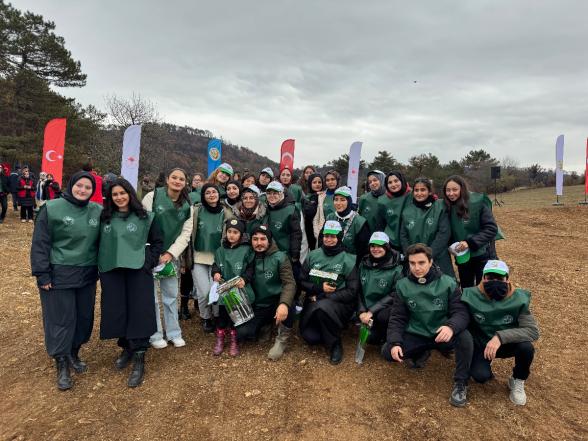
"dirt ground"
1,189,586,441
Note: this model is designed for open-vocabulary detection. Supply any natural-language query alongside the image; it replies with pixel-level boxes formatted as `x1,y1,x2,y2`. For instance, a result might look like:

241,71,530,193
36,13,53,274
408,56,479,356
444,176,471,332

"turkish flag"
41,118,67,186
279,139,295,172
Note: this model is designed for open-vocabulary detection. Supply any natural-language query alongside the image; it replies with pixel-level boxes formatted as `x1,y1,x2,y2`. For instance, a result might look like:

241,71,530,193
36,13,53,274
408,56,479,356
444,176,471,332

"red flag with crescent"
279,139,295,171
41,118,67,186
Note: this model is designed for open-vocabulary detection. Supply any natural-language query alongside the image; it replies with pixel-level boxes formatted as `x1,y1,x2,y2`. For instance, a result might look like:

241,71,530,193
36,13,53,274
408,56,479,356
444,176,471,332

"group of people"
29,161,539,409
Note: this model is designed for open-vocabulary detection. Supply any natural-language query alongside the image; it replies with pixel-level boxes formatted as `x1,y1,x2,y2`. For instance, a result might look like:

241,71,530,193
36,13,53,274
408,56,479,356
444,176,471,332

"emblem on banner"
209,148,220,161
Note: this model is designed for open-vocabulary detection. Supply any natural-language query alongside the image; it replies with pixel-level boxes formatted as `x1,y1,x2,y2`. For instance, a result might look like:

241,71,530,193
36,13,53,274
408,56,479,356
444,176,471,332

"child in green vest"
211,219,255,357
382,243,473,407
461,260,539,406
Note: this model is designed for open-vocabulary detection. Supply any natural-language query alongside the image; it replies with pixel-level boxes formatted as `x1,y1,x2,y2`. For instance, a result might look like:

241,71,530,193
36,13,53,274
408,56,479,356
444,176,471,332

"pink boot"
213,328,225,356
228,329,240,357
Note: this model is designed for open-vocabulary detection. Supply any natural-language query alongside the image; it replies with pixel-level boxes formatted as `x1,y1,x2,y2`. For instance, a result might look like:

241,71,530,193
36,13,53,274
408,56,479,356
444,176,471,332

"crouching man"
382,243,473,407
461,259,539,405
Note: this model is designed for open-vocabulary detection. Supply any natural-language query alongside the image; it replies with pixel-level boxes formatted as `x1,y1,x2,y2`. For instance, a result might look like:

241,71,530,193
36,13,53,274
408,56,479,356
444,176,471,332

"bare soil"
1,192,586,441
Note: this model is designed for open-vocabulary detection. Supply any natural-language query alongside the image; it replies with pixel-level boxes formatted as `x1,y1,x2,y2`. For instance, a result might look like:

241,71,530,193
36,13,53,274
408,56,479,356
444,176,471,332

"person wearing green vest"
357,169,386,233
207,163,234,200
237,225,296,360
142,168,194,349
223,180,242,210
299,220,358,364
31,171,102,391
442,175,499,288
301,173,325,250
462,260,539,406
190,183,235,333
231,184,267,239
377,171,411,251
323,186,370,264
188,172,204,204
382,243,472,407
400,177,454,278
278,166,304,210
357,232,404,344
210,219,255,357
98,178,163,388
257,166,274,195
323,170,339,217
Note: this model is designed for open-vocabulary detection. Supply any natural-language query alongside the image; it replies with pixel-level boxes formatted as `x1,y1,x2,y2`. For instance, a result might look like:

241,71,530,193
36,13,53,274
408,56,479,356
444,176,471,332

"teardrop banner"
41,118,66,186
279,139,295,171
554,134,564,205
347,141,363,202
580,138,588,205
207,139,222,176
121,125,142,190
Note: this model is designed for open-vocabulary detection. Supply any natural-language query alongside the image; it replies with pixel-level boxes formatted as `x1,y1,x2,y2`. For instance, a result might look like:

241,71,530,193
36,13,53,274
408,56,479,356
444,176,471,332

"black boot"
127,351,145,388
329,340,343,365
115,349,133,370
69,347,87,373
55,356,73,391
179,296,191,320
202,318,215,333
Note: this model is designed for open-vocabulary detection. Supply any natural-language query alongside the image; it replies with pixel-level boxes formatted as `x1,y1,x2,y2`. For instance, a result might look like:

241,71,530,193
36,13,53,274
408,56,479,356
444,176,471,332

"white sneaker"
508,377,527,405
21,219,26,223
171,337,186,348
150,339,168,349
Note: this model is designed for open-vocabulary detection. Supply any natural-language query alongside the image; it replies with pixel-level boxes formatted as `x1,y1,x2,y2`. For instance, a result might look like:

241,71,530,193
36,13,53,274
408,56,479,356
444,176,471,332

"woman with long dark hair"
31,171,102,390
443,175,499,288
99,178,163,387
377,171,411,250
301,173,325,250
297,165,316,194
142,168,194,349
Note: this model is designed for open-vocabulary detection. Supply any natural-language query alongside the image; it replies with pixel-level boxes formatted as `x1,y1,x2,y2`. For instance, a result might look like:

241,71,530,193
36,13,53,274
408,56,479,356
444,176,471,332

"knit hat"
251,224,273,242
266,181,284,193
483,260,509,276
260,167,274,178
218,163,234,176
225,218,246,235
369,231,390,246
323,220,343,236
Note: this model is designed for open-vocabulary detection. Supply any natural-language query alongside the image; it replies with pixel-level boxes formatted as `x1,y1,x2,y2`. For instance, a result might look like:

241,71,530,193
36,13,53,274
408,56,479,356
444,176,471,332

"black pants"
20,205,33,220
216,305,233,329
457,256,488,288
11,192,18,210
39,283,96,357
179,267,194,298
381,330,473,383
99,268,156,351
0,194,7,220
470,341,535,382
300,308,342,349
368,308,391,344
237,302,294,341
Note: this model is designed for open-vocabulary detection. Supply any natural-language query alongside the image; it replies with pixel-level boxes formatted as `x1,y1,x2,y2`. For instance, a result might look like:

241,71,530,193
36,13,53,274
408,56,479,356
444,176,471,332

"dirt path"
0,204,586,441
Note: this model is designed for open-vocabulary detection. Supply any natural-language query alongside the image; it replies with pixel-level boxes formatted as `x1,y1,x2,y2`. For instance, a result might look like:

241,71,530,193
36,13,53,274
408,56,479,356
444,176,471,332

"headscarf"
385,171,409,198
200,183,223,213
225,180,243,206
62,171,96,207
306,173,324,194
366,170,386,197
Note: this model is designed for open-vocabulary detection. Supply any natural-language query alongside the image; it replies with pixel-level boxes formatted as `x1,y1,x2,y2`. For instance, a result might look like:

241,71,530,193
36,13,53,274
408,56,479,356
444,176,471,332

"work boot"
115,349,132,370
329,340,343,365
449,381,468,407
55,356,73,391
268,324,292,361
127,351,145,388
228,329,240,357
179,296,191,320
213,328,226,356
69,347,88,373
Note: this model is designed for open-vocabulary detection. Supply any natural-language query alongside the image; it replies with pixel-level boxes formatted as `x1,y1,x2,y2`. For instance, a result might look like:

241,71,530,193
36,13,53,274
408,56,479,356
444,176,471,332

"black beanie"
251,224,273,242
225,218,246,235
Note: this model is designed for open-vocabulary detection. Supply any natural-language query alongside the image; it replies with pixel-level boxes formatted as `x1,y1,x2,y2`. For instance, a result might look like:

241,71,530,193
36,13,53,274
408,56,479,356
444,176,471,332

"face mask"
483,280,509,301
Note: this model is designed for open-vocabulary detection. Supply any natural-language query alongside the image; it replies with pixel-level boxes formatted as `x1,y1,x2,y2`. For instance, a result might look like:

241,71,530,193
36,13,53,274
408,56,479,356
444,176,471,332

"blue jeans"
151,276,182,342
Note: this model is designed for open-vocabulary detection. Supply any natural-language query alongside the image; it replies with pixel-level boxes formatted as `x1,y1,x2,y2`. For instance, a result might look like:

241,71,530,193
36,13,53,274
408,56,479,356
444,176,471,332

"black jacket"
0,173,9,195
386,266,469,346
463,204,498,255
8,172,19,193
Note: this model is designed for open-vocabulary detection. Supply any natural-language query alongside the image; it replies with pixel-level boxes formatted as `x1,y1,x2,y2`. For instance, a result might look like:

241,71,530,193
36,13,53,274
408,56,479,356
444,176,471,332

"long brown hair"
442,175,470,219
166,167,191,208
298,165,316,193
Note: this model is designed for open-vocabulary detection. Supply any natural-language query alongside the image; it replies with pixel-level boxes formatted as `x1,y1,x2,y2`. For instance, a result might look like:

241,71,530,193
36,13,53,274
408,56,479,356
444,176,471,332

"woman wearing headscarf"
223,180,243,210
31,171,102,390
377,171,411,251
278,166,304,210
301,173,325,250
299,221,358,364
142,168,194,349
400,177,454,277
358,170,386,233
231,184,267,239
99,178,163,387
323,170,340,218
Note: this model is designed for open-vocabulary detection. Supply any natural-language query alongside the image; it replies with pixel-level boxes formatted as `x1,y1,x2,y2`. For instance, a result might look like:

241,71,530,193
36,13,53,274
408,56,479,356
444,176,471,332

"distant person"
9,166,21,211
17,167,35,222
0,165,9,223
81,162,103,205
232,171,241,182
31,171,102,391
189,172,204,204
42,174,61,200
358,170,386,233
382,243,472,407
461,260,539,406
377,171,411,251
35,171,48,207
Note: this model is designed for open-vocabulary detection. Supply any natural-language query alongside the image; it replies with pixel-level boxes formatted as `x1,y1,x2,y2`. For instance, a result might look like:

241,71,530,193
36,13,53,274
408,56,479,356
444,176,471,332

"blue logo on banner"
207,139,222,176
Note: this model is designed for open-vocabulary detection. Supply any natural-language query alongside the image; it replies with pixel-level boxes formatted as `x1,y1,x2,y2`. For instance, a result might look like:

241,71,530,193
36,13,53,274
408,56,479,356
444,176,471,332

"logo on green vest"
234,262,243,271
407,299,417,310
177,211,185,220
386,208,394,216
88,218,98,227
216,224,222,232
432,297,444,310
264,270,274,279
364,206,371,212
426,218,434,226
463,219,470,225
361,275,367,284
103,224,112,233
502,314,514,324
62,216,74,226
474,312,485,323
156,205,164,214
127,223,138,233
312,263,321,269
407,220,415,229
378,279,388,288
274,221,283,229
332,263,343,272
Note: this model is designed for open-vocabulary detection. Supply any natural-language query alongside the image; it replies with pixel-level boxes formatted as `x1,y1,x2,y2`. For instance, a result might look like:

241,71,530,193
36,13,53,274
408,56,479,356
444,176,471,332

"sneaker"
28,219,33,223
170,337,186,348
508,377,527,405
449,381,467,407
21,219,26,223
150,339,168,349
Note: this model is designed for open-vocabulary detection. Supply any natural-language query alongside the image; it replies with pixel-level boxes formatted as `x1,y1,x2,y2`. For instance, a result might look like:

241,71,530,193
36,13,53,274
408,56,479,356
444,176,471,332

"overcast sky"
12,0,588,172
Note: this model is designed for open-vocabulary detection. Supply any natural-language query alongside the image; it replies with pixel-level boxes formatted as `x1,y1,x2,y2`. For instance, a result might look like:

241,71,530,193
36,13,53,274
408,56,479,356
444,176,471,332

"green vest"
358,192,380,232
265,204,297,257
462,287,530,345
252,250,288,307
449,192,490,257
359,263,403,310
378,193,409,248
323,193,335,218
401,198,446,247
45,198,102,266
153,188,191,251
98,212,153,272
194,206,225,252
189,189,201,204
288,184,304,210
214,243,255,302
396,274,457,338
307,248,356,290
325,212,366,255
